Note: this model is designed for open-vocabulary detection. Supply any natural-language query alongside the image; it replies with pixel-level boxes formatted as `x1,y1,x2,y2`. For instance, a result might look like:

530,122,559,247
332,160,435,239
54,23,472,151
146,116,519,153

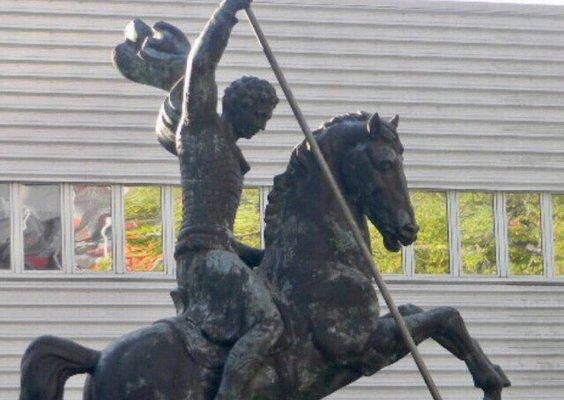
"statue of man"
157,1,283,399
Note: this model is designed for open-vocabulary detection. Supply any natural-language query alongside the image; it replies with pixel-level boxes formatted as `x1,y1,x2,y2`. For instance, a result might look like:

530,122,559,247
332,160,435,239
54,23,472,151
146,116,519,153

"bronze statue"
19,1,511,399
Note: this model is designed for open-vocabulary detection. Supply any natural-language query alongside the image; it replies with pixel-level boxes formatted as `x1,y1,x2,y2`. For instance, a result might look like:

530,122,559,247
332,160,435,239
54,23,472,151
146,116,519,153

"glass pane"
460,192,497,275
234,188,261,248
22,185,62,270
369,223,403,274
0,184,9,270
73,185,112,272
125,186,163,272
173,186,183,238
507,193,543,276
412,191,450,274
554,194,564,276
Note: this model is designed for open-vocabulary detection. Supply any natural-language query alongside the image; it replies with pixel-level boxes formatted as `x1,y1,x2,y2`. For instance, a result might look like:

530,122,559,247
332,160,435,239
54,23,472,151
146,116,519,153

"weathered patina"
19,1,511,399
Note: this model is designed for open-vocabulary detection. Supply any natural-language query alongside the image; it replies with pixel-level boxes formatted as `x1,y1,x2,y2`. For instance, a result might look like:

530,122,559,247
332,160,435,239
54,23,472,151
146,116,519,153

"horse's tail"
19,335,100,400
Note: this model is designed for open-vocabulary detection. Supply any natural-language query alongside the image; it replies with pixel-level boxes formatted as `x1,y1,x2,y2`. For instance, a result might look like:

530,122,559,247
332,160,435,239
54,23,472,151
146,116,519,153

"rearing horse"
19,112,510,400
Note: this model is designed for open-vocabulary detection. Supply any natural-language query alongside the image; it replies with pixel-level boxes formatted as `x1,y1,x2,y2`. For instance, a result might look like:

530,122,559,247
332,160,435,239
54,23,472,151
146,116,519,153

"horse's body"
20,114,510,400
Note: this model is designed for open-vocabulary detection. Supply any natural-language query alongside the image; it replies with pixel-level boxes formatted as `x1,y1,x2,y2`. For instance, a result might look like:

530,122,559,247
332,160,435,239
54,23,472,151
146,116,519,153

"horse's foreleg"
370,305,510,400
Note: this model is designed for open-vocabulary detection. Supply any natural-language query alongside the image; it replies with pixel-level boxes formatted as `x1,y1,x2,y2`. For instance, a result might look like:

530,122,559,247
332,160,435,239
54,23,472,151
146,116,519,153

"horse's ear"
390,114,399,129
368,113,380,136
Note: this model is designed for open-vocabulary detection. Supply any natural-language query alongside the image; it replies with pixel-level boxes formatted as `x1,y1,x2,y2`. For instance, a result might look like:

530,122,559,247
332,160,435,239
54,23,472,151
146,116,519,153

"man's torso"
176,115,250,250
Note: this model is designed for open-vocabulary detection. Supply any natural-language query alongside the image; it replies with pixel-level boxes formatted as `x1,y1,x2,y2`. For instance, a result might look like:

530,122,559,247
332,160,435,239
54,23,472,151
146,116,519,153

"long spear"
244,6,444,400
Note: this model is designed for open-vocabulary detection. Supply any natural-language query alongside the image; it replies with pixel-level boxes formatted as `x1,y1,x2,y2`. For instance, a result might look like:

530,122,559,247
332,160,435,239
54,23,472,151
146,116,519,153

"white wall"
0,0,563,190
1,278,563,399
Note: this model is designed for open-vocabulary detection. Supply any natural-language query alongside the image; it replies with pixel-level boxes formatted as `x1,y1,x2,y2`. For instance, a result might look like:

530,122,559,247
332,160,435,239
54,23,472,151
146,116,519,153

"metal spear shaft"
244,7,444,400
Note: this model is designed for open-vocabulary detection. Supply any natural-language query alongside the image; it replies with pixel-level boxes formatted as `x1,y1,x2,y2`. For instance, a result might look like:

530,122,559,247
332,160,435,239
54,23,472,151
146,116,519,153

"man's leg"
214,281,283,400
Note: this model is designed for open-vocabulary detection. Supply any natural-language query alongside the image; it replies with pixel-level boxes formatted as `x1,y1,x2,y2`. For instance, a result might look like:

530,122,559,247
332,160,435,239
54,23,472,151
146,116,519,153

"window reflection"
73,185,112,272
173,186,183,239
507,193,543,276
234,188,261,248
0,184,9,270
554,194,563,276
460,192,497,275
369,223,403,274
125,186,163,272
22,185,62,270
412,191,450,274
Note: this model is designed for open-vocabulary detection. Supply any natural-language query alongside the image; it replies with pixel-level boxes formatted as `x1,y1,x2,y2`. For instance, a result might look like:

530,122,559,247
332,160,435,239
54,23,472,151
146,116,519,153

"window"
0,184,9,270
412,191,450,274
124,186,164,272
22,184,62,270
73,185,113,272
234,188,261,248
173,186,183,238
460,192,497,275
369,223,403,274
554,194,564,276
0,183,561,280
507,193,543,276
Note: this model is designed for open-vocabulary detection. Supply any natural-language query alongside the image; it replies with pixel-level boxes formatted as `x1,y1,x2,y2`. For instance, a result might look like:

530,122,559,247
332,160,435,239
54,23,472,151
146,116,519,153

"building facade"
0,0,563,398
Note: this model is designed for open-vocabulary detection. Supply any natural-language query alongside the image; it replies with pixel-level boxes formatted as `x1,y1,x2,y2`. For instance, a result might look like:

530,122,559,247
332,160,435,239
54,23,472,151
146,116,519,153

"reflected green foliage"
368,223,403,274
234,188,261,248
173,187,183,236
125,186,164,272
412,191,449,274
554,195,564,275
460,193,497,275
507,193,543,276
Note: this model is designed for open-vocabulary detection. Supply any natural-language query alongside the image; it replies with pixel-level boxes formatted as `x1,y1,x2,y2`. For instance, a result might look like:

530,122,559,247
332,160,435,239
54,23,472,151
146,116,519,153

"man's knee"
246,309,284,353
399,303,424,316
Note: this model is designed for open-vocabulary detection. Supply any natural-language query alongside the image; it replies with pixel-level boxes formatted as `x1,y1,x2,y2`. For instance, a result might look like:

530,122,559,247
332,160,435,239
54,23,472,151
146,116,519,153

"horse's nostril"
401,223,419,236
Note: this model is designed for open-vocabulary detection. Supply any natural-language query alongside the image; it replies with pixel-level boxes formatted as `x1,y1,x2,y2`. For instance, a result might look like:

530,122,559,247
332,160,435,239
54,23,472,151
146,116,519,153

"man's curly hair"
223,76,279,114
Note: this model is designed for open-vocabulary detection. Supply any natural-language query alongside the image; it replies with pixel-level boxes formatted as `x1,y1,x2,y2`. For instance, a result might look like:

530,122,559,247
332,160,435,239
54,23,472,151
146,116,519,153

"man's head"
222,76,279,139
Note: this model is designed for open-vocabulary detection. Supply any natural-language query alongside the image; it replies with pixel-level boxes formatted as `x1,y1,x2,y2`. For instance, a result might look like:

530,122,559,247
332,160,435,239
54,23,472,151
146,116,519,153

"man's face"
232,103,274,139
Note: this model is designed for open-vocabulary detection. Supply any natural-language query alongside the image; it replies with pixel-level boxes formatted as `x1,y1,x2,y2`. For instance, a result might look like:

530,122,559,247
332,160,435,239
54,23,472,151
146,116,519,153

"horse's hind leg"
83,375,94,400
370,305,510,400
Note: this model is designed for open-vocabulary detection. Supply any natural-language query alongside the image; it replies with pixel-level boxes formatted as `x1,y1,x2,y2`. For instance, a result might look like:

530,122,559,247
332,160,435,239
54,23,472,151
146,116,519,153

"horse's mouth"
383,234,402,252
382,229,416,252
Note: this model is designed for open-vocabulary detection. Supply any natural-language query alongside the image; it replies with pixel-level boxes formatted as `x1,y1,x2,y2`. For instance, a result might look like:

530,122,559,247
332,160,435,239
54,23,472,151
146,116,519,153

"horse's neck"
260,171,369,286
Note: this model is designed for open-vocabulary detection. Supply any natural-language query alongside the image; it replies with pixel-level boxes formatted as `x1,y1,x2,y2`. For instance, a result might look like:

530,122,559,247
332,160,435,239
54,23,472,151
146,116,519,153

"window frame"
0,182,562,284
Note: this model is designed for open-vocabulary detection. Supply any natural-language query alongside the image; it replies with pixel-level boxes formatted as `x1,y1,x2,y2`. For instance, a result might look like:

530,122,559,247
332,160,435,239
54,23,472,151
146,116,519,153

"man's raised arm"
181,0,250,122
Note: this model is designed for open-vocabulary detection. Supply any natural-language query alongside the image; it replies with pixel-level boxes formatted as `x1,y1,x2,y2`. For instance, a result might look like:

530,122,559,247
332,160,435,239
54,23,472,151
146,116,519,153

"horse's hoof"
493,364,511,388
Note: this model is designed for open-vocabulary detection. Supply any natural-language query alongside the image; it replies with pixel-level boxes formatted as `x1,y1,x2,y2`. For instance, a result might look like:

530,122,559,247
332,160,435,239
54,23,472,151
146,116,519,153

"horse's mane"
263,112,371,247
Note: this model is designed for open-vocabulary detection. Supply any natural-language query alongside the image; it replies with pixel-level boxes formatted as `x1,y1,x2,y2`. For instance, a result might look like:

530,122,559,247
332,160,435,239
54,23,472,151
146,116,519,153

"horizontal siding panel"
4,29,564,62
3,22,564,49
3,45,564,76
5,0,564,30
0,278,563,399
1,0,563,189
4,83,564,110
3,62,564,92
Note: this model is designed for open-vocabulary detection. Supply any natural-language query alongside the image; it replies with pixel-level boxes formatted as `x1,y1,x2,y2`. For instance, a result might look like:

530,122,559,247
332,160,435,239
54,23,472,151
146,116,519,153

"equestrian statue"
19,1,510,399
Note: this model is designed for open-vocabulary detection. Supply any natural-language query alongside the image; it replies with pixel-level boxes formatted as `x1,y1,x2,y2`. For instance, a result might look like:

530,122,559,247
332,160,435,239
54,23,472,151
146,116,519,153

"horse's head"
339,113,418,252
